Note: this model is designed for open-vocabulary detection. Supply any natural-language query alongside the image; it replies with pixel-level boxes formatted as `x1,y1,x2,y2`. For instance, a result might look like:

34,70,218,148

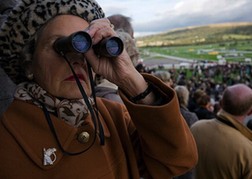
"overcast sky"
99,0,252,37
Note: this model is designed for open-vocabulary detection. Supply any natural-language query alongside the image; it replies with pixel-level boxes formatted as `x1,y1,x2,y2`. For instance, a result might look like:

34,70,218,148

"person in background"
154,71,174,88
194,94,216,119
191,83,252,179
175,85,199,127
135,62,147,73
94,73,123,104
173,85,199,179
187,88,206,113
0,0,197,178
107,14,134,38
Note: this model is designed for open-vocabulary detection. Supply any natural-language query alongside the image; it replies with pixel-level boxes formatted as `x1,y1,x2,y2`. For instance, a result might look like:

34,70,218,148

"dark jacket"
195,107,215,120
174,106,199,179
180,106,199,127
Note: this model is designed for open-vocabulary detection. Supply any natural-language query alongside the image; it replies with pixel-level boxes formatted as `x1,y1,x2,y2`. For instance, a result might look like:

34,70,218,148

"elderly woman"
0,0,197,178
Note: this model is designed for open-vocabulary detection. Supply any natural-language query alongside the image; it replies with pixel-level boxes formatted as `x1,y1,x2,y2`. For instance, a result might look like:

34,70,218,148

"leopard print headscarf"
0,0,105,84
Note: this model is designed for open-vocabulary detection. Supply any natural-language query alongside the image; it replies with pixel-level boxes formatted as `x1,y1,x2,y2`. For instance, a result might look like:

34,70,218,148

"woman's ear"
23,61,34,80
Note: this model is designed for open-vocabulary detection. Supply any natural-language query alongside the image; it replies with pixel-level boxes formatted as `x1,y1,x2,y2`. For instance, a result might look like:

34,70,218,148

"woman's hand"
84,18,156,104
85,18,135,85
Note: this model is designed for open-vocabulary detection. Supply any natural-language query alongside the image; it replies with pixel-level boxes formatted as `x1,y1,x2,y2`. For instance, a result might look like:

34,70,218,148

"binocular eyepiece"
53,31,124,58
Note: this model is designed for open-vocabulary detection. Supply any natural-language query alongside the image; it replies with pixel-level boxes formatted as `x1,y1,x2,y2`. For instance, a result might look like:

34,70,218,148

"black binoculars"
53,31,124,58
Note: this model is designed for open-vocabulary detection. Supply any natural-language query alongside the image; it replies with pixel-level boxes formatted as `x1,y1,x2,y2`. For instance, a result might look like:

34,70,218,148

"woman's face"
32,15,91,99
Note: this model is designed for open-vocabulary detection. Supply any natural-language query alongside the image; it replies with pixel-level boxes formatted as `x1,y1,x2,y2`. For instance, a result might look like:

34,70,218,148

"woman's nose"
67,52,86,67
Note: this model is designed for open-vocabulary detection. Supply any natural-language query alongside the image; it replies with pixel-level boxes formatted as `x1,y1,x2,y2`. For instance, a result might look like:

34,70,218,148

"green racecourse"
139,40,252,63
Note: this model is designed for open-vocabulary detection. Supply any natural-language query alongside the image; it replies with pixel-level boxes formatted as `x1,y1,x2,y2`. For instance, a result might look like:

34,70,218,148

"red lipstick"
64,74,85,81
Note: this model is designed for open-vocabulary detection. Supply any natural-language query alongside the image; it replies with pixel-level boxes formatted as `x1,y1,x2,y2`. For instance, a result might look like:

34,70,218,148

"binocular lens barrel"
93,37,124,57
53,31,124,58
54,31,92,54
72,32,92,53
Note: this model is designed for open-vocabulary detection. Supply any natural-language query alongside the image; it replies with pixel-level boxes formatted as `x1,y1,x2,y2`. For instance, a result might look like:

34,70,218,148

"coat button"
78,131,90,143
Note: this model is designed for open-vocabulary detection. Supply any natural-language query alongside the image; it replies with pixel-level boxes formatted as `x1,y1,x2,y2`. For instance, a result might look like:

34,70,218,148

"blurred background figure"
95,73,123,104
175,85,199,127
108,14,134,38
187,89,206,113
173,85,198,179
194,94,216,119
116,29,139,67
135,62,147,73
191,83,252,179
154,71,174,87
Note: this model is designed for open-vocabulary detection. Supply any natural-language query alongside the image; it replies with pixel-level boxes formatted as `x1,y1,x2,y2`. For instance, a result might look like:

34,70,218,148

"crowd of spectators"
148,61,252,178
141,62,252,124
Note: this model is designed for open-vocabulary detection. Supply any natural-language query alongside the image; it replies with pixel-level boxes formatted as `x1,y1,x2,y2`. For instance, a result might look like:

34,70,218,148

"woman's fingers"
87,18,116,45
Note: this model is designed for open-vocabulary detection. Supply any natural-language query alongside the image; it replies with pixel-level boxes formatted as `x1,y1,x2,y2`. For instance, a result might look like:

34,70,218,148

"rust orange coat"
0,75,197,179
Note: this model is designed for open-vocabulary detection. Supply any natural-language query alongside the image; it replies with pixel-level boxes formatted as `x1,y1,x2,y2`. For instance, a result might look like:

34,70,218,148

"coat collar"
217,109,252,141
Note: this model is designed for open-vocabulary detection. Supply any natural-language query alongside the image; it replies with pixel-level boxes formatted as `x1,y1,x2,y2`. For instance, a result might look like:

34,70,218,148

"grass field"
139,40,252,62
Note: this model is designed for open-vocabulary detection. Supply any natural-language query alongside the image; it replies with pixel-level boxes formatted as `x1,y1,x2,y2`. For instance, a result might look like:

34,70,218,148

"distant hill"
136,22,252,47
